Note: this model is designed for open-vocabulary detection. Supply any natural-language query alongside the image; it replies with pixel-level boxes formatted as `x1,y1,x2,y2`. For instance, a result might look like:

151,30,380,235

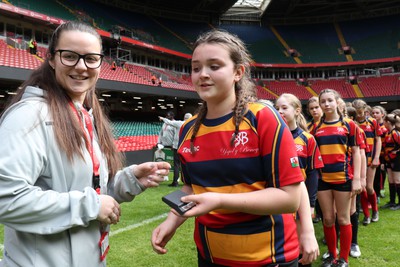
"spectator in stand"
158,76,162,86
371,106,388,199
152,29,303,266
151,75,157,85
111,61,116,70
314,89,361,267
32,39,38,55
352,99,382,226
275,93,322,266
0,21,170,267
382,113,400,210
158,113,193,187
28,38,36,55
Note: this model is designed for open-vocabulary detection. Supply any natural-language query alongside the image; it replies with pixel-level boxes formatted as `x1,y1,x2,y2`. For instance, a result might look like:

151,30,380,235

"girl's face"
49,30,101,103
191,43,243,106
275,96,298,125
308,101,322,120
355,108,366,122
372,108,384,121
383,120,390,129
319,92,338,117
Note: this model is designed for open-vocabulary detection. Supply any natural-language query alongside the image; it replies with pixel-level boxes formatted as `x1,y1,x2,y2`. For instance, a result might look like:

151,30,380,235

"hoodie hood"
21,86,46,100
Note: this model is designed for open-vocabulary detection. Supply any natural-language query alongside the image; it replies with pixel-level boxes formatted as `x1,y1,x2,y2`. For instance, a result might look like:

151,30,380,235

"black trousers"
172,148,181,183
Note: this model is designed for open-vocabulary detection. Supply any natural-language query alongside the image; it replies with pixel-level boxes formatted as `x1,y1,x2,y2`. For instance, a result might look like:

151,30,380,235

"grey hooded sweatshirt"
0,86,146,267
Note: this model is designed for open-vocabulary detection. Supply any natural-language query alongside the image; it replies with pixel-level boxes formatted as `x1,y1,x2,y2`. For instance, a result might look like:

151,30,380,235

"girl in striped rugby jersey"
314,89,362,267
276,93,323,267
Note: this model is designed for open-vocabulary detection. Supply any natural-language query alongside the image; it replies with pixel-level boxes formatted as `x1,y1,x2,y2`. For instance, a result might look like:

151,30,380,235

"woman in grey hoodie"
0,21,170,267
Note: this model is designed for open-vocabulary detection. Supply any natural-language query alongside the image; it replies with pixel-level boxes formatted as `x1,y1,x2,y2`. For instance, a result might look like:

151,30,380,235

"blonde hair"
352,99,367,110
277,93,308,131
372,105,387,117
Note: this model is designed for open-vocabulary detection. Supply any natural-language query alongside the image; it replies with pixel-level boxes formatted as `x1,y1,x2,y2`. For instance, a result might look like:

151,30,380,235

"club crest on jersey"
290,157,299,168
295,144,304,152
234,132,249,147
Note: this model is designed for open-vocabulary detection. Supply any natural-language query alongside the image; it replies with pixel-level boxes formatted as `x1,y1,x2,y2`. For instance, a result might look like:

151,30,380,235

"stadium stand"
112,121,162,151
340,15,400,61
357,74,400,97
309,78,358,99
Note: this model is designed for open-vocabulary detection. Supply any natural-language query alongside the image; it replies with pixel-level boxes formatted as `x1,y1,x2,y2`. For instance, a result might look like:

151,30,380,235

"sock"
350,212,359,244
335,217,340,247
368,192,378,212
360,190,370,217
396,184,400,204
389,183,396,204
323,225,337,258
339,224,352,262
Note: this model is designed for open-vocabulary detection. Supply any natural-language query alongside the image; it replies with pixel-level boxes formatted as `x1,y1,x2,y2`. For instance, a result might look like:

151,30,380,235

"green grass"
0,180,399,266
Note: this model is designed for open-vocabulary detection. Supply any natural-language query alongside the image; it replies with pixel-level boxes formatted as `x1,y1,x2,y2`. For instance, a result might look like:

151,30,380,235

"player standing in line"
352,99,382,225
306,96,324,224
314,89,361,267
371,106,388,200
346,106,368,258
382,113,400,210
275,93,323,267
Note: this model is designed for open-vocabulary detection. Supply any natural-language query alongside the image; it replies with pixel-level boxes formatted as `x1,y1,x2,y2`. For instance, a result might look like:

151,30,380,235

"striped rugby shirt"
178,102,304,266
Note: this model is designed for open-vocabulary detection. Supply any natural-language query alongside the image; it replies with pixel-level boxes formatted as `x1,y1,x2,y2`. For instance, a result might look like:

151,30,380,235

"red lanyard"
69,102,101,193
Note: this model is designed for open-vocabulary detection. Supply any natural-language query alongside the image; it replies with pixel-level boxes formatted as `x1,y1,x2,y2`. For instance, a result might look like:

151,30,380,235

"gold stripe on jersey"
319,143,347,156
206,230,273,262
323,171,346,183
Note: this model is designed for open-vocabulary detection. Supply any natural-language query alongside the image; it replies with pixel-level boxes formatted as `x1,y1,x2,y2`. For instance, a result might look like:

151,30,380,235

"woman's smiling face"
50,30,102,103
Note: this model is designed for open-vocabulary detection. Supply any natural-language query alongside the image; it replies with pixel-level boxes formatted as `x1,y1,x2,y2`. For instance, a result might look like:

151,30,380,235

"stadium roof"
262,0,400,24
94,0,400,23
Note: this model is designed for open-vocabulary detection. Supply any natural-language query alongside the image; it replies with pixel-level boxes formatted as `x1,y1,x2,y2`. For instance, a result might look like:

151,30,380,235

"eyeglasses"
55,49,104,69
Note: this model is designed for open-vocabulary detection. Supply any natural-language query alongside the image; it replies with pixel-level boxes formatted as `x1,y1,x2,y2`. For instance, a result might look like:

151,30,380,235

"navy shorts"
318,179,352,192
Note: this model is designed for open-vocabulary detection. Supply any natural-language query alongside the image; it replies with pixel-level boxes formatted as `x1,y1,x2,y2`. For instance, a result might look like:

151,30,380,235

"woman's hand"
134,161,171,188
97,195,121,225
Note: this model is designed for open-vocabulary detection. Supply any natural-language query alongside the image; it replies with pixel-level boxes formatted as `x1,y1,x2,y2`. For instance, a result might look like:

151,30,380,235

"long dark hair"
189,29,257,152
3,21,123,178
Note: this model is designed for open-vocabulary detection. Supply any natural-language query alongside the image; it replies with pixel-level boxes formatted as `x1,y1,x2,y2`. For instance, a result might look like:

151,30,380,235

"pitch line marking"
110,213,168,237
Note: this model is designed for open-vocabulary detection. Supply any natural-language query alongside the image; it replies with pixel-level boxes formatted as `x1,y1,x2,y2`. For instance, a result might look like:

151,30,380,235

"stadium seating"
274,23,344,63
112,121,162,151
308,78,357,98
340,15,400,60
357,75,400,97
8,0,76,21
0,39,41,69
264,80,312,100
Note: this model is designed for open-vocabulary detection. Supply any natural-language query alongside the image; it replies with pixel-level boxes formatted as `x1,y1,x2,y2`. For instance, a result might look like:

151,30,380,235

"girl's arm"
351,146,362,195
151,184,192,254
297,182,319,264
181,182,301,217
372,136,382,167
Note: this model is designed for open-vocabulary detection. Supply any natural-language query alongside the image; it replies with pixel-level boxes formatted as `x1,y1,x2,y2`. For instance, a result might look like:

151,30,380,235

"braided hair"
189,29,257,153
